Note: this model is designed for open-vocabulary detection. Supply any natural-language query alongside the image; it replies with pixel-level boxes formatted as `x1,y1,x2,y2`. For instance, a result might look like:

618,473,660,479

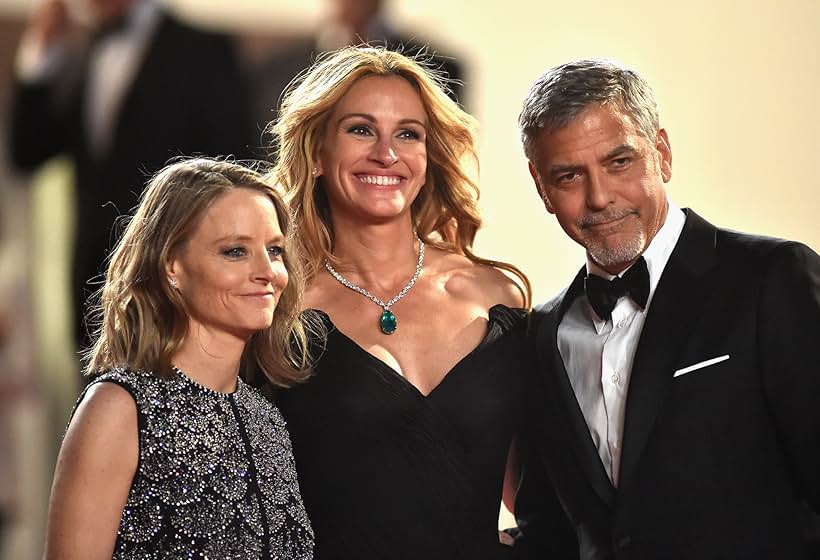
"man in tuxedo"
512,59,820,559
9,0,255,349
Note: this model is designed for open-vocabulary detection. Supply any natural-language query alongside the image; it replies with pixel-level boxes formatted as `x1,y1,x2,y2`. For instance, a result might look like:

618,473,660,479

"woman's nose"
371,139,398,166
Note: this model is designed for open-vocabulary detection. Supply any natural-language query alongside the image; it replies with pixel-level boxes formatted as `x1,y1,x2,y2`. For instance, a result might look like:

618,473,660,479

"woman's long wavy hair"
84,158,314,387
269,46,531,305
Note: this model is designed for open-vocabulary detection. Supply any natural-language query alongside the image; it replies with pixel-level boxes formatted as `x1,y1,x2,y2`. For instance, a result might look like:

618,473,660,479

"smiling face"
316,74,428,225
528,103,673,274
166,188,288,342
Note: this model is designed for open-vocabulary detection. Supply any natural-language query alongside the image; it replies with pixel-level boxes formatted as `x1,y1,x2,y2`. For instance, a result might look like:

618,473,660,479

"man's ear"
528,161,554,214
656,128,672,183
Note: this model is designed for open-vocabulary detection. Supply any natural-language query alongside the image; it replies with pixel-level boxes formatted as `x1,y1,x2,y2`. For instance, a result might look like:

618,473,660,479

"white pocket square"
673,354,730,377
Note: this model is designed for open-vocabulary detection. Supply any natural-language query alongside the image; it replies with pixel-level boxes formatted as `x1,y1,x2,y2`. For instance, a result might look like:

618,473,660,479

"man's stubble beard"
584,228,646,271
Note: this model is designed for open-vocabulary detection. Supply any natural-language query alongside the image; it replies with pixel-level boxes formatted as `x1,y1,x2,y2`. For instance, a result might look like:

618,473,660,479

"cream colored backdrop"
175,0,820,303
1,0,818,555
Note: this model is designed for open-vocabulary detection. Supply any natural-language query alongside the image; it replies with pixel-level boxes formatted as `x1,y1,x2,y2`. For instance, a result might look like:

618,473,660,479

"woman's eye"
347,125,372,136
267,245,284,258
222,247,246,258
397,129,421,140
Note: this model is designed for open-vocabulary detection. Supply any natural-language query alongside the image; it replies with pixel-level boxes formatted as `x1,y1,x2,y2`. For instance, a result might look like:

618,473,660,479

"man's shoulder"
673,209,820,293
533,283,576,317
679,208,815,267
685,208,805,254
712,223,818,269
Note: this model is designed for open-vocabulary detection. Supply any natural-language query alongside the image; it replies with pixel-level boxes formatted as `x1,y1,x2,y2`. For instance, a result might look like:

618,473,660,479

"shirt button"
611,373,620,385
617,319,626,328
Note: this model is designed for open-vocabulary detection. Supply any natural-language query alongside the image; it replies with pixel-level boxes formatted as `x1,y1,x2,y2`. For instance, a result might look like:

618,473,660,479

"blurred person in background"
8,0,256,353
253,0,465,148
269,46,528,559
0,98,37,560
43,158,315,559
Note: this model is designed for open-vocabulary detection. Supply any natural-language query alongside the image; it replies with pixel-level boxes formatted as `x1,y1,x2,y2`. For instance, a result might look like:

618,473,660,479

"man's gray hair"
519,59,660,160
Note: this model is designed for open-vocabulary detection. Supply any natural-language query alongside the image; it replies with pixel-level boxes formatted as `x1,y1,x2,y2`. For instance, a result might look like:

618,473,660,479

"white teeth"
358,175,401,186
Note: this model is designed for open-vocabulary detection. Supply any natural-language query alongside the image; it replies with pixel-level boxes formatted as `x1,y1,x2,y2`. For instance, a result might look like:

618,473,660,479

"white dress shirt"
84,1,160,157
557,201,686,485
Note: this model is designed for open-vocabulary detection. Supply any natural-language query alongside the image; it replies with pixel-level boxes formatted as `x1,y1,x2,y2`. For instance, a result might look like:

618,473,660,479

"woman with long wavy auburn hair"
44,158,315,559
270,46,532,559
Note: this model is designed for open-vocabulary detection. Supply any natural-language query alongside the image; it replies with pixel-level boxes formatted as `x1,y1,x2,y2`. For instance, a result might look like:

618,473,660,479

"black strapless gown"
278,304,527,559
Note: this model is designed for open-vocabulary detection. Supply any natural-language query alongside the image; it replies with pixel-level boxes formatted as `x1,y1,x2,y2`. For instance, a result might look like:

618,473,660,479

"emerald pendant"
379,309,397,334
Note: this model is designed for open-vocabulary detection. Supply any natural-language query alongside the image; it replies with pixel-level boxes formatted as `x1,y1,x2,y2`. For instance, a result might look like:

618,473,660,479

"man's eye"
611,157,630,168
557,172,578,184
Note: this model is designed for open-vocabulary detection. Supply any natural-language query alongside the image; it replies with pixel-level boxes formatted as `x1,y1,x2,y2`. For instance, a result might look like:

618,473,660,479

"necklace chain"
324,235,425,311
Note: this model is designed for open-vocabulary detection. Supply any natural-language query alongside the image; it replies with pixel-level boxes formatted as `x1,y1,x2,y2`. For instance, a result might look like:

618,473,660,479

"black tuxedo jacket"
9,9,255,343
515,210,820,559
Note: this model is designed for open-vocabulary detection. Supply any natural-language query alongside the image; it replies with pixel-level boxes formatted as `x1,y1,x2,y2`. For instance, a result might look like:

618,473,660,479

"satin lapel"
618,210,718,491
534,268,616,507
73,41,94,151
113,11,172,145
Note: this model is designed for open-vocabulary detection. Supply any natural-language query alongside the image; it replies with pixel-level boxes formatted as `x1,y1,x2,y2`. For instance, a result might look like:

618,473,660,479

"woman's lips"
355,173,403,186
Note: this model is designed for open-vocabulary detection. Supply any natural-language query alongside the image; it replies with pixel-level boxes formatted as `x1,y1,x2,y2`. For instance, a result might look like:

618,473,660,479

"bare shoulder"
471,262,527,308
304,273,339,311
431,249,526,309
75,381,136,423
64,381,138,456
46,381,139,559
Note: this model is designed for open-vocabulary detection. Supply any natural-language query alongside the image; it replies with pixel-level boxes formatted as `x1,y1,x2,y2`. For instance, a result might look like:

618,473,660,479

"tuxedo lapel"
534,269,616,507
618,210,719,491
113,11,169,145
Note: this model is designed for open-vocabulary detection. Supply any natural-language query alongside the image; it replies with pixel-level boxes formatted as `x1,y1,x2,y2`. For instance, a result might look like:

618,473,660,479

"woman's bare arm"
44,382,138,560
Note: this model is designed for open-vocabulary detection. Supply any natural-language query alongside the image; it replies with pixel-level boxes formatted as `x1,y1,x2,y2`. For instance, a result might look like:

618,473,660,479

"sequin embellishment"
74,368,314,559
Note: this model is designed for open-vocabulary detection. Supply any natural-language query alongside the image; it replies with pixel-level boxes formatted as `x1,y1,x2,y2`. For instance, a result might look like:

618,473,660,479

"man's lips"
580,211,635,231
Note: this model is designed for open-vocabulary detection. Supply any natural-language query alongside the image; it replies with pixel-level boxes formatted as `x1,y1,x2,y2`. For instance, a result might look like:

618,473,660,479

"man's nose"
585,170,613,210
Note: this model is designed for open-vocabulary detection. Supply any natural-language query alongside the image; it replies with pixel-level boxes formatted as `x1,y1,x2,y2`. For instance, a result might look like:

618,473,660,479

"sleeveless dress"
75,367,314,559
277,304,527,559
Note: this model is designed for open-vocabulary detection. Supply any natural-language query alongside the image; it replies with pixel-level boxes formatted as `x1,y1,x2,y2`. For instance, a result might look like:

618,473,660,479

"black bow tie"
584,256,649,321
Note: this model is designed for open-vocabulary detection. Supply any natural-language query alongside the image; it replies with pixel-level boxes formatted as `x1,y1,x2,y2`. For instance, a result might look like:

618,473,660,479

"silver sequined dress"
75,367,314,559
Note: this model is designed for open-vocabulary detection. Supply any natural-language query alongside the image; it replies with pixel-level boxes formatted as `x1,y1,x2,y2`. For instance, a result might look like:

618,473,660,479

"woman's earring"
311,167,318,177
169,277,178,289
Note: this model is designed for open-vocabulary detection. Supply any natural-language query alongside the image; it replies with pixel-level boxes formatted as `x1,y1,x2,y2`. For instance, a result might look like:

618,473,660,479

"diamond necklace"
324,235,425,335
